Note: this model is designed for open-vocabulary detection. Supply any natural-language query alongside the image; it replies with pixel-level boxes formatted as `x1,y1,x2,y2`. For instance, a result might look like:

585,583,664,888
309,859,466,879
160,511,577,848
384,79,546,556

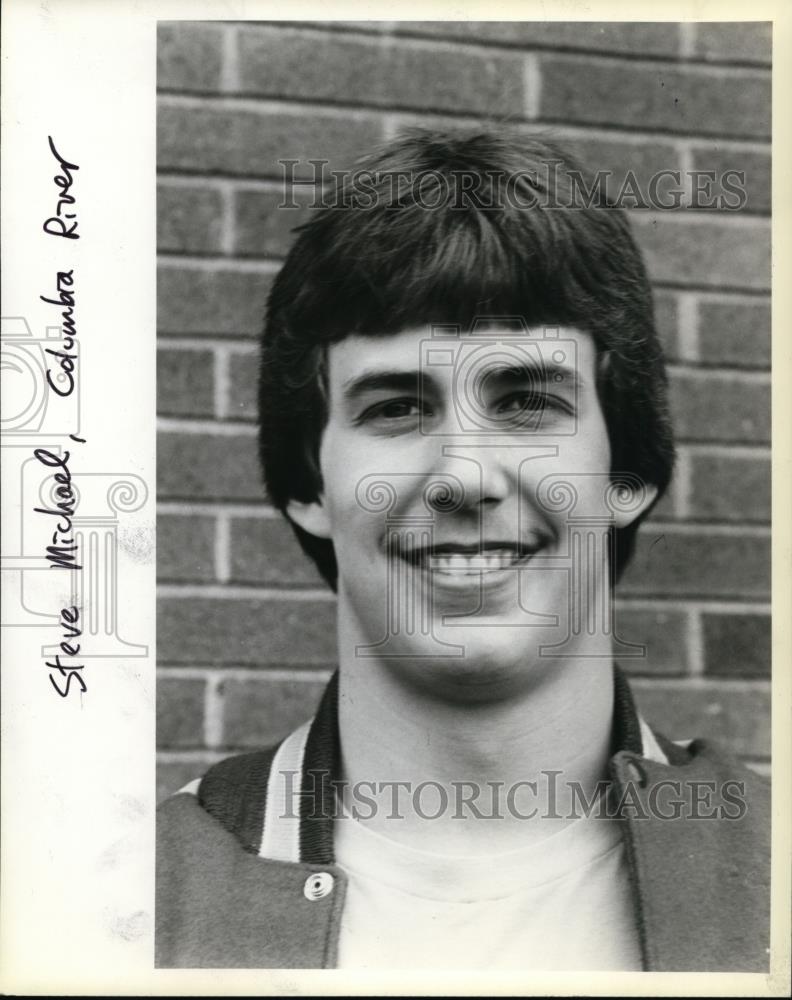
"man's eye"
495,392,571,426
357,398,426,425
496,392,546,414
379,400,420,419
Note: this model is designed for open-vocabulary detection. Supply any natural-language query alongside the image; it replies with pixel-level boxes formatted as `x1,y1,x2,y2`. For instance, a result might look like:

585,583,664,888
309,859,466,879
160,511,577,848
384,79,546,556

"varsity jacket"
156,669,770,971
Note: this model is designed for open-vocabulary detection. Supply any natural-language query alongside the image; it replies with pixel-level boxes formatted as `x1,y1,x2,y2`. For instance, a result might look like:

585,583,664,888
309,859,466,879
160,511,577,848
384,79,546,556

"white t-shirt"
334,806,642,970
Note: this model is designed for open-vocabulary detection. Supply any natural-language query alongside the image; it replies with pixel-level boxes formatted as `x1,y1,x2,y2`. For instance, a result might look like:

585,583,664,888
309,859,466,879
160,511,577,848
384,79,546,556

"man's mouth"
396,541,545,576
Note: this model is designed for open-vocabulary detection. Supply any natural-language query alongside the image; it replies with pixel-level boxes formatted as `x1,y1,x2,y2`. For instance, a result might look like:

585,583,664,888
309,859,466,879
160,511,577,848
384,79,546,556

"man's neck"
336,650,615,856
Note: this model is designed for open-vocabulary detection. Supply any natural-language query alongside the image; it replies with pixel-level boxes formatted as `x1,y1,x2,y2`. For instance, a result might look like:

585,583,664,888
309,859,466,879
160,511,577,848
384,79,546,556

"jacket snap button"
304,872,334,901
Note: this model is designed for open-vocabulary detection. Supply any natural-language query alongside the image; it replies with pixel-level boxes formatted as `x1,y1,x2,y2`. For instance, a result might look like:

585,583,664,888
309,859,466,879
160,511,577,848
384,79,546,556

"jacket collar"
226,665,670,867
195,666,769,972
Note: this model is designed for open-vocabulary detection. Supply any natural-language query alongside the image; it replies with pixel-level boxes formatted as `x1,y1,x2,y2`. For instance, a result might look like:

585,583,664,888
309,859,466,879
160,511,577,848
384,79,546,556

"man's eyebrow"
341,369,428,403
482,362,582,390
340,362,582,404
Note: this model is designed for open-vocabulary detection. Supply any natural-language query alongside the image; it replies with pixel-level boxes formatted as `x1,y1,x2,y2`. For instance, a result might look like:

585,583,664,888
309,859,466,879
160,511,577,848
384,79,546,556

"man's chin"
437,625,556,670
365,628,560,702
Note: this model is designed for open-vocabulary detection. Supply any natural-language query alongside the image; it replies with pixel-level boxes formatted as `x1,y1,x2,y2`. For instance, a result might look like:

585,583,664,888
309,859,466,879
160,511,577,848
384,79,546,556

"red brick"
391,21,680,56
157,431,263,502
228,351,257,422
237,26,524,117
158,513,216,582
630,680,770,757
157,265,273,336
157,756,215,803
157,348,214,416
157,101,384,180
559,135,683,208
233,187,316,259
688,453,770,523
693,23,772,65
697,298,770,368
222,676,328,749
157,183,226,254
157,676,205,748
652,291,681,360
157,597,337,665
688,145,770,216
539,56,770,140
157,22,224,92
612,608,689,675
619,527,770,600
631,214,770,291
229,517,325,587
702,613,770,678
669,371,769,443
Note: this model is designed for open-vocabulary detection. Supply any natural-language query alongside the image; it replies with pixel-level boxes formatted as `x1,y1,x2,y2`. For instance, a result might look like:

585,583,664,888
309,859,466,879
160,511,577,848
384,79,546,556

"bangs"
281,207,611,344
349,209,579,334
273,130,637,345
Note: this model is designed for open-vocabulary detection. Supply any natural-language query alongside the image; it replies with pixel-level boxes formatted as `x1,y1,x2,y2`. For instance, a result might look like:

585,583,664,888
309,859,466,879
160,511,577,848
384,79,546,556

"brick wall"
156,20,772,801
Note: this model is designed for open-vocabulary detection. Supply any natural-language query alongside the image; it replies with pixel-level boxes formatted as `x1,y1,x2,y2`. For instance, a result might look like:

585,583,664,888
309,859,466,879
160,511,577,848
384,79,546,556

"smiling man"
156,129,770,972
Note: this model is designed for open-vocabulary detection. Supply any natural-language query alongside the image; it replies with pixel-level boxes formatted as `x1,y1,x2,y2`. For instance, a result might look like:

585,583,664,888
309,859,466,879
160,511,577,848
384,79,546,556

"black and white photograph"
155,13,776,976
1,1,790,996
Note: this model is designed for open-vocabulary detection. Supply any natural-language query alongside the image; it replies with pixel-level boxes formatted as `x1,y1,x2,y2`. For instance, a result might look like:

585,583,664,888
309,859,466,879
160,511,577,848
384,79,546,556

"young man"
156,129,769,971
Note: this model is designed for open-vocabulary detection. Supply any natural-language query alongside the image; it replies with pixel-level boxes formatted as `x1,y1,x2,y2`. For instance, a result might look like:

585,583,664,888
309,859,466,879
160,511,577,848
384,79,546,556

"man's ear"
610,481,659,529
286,497,332,540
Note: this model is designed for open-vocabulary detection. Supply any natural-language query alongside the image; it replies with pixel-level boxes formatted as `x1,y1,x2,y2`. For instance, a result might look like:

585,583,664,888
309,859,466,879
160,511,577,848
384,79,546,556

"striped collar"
198,666,670,866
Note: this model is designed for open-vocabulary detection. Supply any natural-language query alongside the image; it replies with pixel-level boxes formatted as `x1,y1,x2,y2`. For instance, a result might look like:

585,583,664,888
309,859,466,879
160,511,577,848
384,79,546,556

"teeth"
424,549,529,573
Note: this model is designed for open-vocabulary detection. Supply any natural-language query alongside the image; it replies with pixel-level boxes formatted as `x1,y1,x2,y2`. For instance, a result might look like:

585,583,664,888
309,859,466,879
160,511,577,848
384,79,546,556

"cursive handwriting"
33,444,83,571
40,269,78,397
43,136,80,240
47,605,86,698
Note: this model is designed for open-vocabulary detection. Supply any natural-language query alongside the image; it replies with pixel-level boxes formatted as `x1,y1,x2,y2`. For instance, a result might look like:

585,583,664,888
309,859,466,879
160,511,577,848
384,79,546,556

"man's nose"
428,444,511,511
425,440,559,514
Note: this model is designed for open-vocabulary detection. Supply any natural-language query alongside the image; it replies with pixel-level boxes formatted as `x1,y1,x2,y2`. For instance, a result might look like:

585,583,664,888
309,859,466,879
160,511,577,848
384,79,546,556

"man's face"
289,324,654,699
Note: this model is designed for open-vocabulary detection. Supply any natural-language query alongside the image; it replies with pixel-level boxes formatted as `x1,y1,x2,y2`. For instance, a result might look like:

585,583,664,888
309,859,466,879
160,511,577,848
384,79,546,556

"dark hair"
258,128,675,589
